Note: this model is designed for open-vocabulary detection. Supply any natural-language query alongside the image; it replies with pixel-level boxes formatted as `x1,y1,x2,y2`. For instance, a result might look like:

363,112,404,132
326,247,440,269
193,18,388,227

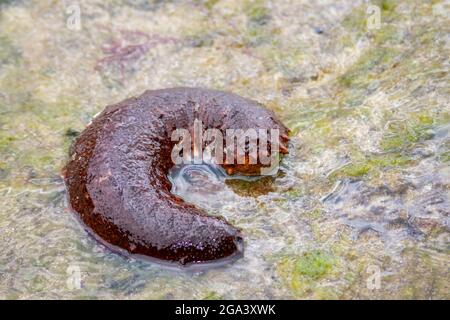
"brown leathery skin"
63,87,289,266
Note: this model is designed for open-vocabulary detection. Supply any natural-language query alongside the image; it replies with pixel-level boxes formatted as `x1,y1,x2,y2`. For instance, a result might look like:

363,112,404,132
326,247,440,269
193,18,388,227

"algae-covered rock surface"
0,0,448,299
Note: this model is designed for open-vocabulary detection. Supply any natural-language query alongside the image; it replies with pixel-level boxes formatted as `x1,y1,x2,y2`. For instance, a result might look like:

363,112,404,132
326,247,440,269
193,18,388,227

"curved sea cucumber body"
64,88,289,266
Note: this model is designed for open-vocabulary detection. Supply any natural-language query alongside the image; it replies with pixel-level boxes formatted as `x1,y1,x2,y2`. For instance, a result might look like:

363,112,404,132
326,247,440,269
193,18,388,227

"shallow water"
0,0,449,299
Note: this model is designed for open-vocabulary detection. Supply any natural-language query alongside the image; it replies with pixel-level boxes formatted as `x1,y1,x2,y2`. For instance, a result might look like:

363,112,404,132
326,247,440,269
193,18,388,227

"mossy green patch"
203,0,219,11
242,0,272,47
382,0,395,11
313,118,333,136
225,176,275,197
341,1,401,47
0,134,16,151
438,150,450,163
304,209,323,219
243,27,271,47
284,186,304,199
341,7,366,35
338,47,399,88
399,246,449,299
0,84,83,178
341,163,371,177
373,24,401,45
244,0,270,25
202,291,223,300
277,250,337,297
295,251,334,279
415,113,434,126
333,154,413,179
20,152,54,170
380,116,435,151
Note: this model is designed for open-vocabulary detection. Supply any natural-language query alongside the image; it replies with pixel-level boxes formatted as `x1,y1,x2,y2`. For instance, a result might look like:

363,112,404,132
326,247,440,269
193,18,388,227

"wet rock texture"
0,0,448,299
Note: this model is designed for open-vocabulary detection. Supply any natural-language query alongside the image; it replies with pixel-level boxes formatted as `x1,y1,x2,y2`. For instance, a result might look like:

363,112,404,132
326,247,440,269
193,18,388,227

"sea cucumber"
63,88,289,266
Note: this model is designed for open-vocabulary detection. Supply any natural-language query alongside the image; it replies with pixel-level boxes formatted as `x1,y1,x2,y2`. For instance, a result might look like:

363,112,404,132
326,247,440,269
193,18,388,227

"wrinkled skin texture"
64,88,289,266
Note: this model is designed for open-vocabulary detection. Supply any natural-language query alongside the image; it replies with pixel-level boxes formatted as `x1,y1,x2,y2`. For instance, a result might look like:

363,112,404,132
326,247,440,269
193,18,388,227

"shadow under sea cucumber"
63,87,289,267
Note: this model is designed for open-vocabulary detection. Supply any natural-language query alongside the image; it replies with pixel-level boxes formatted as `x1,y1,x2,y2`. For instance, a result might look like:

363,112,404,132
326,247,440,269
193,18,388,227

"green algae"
304,209,323,220
439,150,450,164
201,291,223,300
0,96,83,181
244,0,270,25
340,163,371,178
203,0,219,11
0,0,448,300
341,7,366,35
333,154,413,179
372,24,402,44
225,176,275,197
338,47,400,89
0,135,16,152
277,250,338,298
380,114,437,151
295,251,334,279
399,246,449,299
379,0,397,12
341,0,398,37
241,0,273,47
